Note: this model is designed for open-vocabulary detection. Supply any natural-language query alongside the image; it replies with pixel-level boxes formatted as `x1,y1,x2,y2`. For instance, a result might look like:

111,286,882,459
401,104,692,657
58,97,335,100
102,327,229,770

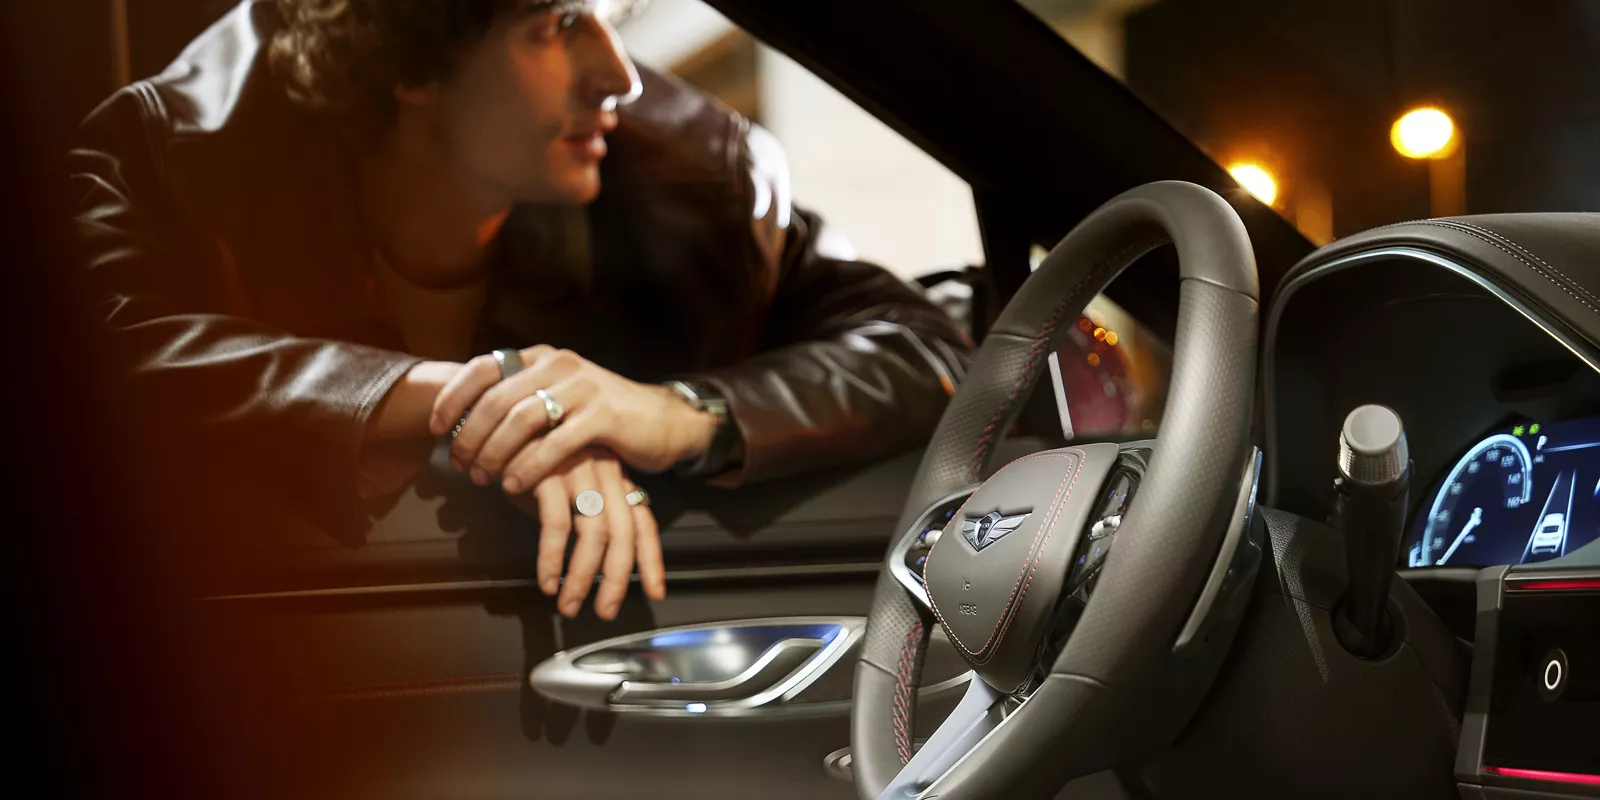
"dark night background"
13,0,1599,239
1124,0,1600,237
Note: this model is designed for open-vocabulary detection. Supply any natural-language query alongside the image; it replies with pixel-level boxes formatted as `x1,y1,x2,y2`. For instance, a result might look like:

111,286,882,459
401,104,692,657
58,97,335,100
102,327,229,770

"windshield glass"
1018,0,1600,244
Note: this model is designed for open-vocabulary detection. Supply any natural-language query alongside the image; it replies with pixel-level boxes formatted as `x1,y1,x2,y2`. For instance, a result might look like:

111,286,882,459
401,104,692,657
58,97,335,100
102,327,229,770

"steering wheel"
852,182,1261,799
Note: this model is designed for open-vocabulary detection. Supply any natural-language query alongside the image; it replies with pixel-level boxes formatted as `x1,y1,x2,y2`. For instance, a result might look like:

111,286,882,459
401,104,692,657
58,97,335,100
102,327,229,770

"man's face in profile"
398,1,642,205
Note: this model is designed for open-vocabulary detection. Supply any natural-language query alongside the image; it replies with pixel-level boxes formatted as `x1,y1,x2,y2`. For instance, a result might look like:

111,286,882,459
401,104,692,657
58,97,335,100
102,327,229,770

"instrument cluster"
1406,415,1600,568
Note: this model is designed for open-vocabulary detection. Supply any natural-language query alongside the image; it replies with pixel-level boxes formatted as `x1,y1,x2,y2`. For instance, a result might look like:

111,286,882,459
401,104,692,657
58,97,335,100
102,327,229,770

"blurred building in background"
1024,0,1600,243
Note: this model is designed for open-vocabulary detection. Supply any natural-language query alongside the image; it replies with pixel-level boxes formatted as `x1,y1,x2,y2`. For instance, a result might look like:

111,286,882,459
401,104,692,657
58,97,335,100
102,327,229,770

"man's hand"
429,346,717,494
509,448,666,620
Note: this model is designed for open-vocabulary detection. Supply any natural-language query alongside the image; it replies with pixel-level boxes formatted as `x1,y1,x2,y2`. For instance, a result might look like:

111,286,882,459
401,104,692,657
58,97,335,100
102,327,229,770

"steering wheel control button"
1539,648,1569,702
1067,460,1143,591
1088,514,1121,540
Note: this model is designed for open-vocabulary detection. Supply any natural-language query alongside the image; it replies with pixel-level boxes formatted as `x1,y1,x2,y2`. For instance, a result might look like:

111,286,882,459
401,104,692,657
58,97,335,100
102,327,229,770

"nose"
574,15,642,110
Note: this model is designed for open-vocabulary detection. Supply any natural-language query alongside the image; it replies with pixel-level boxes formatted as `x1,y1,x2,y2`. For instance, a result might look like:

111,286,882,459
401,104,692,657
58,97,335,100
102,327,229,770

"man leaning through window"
69,0,970,618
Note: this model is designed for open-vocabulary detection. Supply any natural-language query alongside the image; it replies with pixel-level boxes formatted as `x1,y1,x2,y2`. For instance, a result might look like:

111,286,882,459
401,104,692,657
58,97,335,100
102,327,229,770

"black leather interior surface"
1283,214,1600,363
187,440,1057,799
195,579,968,799
1131,508,1469,800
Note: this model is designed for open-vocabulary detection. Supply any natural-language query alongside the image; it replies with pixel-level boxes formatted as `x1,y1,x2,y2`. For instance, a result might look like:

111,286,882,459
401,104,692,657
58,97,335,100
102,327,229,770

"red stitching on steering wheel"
892,618,925,764
965,240,1156,483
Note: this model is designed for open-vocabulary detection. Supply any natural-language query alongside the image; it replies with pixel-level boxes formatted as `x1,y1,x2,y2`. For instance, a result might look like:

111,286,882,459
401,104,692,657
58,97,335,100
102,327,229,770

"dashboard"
1265,250,1600,570
1259,215,1600,800
1406,415,1600,569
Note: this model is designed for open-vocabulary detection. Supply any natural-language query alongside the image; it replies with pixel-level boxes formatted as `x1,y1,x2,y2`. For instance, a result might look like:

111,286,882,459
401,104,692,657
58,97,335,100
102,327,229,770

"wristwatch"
663,380,743,477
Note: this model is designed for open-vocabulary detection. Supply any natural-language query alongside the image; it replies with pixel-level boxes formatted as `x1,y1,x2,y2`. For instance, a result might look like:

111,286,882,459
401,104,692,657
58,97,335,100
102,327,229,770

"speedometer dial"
1413,434,1533,567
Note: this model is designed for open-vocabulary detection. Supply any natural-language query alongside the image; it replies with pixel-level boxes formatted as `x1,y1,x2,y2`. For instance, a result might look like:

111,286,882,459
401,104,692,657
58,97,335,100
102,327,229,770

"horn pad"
923,443,1118,692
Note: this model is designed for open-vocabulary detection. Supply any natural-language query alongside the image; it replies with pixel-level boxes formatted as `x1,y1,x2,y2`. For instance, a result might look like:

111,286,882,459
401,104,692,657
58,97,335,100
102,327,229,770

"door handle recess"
529,617,862,716
612,638,823,705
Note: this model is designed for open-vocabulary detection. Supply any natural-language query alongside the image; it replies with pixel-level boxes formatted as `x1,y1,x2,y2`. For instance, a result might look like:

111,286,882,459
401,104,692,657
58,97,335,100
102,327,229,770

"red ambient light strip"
1484,766,1600,786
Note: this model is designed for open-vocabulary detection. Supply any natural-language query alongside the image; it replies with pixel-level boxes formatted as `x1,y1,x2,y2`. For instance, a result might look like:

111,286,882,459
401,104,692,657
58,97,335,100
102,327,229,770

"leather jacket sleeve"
692,205,973,485
68,87,422,540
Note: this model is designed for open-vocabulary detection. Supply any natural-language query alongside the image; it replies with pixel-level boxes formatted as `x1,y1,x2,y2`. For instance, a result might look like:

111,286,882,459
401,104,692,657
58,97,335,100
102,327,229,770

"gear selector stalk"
1332,404,1412,658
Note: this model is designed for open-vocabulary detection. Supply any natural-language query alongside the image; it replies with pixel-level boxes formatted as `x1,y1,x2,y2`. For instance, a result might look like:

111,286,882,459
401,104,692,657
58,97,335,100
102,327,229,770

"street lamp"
1391,108,1456,159
1227,162,1278,206
1392,107,1465,217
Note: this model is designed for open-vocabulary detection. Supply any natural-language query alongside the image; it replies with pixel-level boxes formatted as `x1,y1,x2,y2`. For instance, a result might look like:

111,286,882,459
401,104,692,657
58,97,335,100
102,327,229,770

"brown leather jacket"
67,1,970,541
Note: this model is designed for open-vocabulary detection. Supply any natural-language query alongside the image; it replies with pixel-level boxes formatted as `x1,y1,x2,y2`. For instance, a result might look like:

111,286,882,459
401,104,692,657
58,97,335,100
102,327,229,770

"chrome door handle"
529,617,973,717
529,617,863,716
611,638,823,705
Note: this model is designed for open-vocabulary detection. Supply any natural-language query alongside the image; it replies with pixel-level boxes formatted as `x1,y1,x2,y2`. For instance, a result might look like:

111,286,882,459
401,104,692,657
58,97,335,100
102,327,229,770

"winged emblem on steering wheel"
961,510,1032,551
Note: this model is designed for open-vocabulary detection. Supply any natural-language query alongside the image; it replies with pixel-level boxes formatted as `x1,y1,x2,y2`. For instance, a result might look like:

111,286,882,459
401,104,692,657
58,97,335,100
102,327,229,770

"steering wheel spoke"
888,490,976,611
874,675,1005,800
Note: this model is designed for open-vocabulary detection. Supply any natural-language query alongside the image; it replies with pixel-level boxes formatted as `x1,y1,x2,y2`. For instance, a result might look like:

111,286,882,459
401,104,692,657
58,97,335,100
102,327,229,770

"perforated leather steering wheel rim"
851,181,1259,799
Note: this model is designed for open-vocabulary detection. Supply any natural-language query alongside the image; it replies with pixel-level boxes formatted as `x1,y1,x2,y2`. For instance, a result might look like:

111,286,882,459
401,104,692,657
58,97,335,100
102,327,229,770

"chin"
506,164,601,205
562,176,601,204
543,163,603,205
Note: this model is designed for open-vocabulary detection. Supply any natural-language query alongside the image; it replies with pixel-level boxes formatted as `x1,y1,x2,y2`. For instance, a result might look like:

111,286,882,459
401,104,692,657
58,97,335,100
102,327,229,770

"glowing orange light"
1227,163,1279,206
1105,331,1120,346
1391,108,1457,159
1087,353,1101,367
1093,327,1107,341
1078,318,1093,332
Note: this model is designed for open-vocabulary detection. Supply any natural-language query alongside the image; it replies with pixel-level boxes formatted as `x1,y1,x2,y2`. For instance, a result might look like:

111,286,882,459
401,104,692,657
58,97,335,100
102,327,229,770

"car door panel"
194,439,1048,796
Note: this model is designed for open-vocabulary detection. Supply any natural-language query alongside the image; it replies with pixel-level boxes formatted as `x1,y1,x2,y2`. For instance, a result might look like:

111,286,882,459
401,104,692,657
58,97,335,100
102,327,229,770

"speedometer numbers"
1412,434,1533,567
1406,416,1600,568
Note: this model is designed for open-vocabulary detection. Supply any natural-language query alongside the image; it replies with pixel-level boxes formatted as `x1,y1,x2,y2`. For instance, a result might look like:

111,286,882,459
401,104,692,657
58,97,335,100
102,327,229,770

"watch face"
672,381,727,419
667,381,701,404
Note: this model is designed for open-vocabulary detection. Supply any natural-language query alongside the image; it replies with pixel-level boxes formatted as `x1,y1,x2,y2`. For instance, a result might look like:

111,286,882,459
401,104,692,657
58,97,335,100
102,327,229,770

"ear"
393,82,439,109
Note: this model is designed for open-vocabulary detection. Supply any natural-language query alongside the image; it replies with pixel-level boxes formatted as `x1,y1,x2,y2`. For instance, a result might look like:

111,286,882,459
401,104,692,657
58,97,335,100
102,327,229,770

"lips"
564,116,617,162
563,131,608,161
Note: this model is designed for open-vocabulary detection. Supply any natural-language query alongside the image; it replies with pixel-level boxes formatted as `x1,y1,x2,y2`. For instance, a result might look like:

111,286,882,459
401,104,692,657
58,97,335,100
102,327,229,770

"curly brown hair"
270,0,614,131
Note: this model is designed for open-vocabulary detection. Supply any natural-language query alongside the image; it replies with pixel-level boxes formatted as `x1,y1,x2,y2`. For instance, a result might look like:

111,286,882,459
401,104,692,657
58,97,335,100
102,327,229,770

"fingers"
632,500,665,602
430,353,503,441
556,458,614,618
591,459,636,620
534,476,572,596
472,378,599,481
436,346,573,467
501,399,607,494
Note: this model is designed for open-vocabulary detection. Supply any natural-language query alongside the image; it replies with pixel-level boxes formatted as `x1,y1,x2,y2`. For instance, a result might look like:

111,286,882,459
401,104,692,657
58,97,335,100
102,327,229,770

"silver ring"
535,388,566,428
625,489,650,508
491,349,524,380
574,489,605,518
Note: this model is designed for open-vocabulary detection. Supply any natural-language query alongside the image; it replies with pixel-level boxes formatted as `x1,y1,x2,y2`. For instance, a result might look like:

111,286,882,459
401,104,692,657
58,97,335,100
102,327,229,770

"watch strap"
663,380,739,477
